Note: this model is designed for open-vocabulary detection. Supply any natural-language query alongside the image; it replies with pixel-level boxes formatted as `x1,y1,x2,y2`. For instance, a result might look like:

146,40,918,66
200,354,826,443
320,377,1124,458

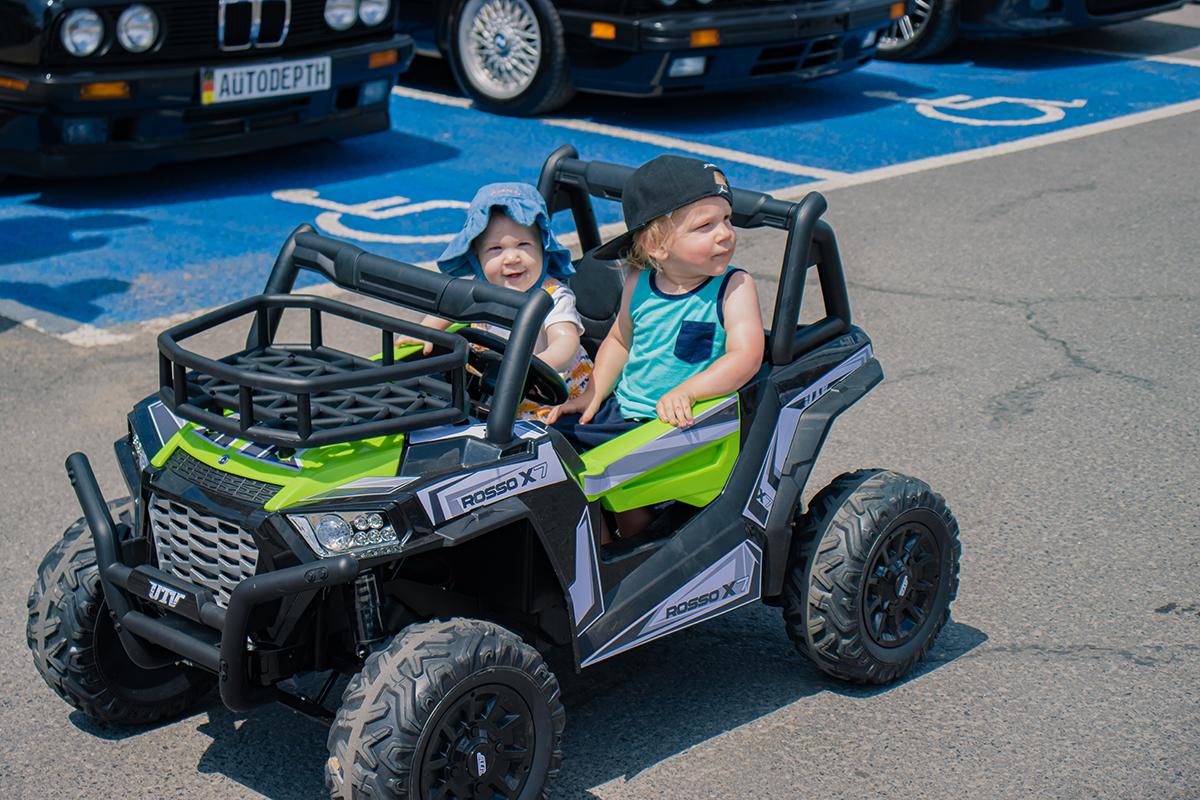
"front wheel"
782,470,961,684
26,503,216,724
326,618,565,799
447,0,575,115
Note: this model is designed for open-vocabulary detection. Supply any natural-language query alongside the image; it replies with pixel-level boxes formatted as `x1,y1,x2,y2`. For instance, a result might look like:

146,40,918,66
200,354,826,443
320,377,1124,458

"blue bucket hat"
436,182,573,286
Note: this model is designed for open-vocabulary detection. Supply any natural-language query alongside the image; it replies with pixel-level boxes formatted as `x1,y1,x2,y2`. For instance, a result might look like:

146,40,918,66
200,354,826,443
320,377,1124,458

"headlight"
117,5,159,52
291,511,411,558
324,0,358,30
61,9,105,57
358,0,389,25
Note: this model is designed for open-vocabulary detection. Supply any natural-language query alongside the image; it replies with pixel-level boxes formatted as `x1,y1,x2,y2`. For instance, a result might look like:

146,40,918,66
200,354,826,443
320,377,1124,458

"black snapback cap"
592,155,733,261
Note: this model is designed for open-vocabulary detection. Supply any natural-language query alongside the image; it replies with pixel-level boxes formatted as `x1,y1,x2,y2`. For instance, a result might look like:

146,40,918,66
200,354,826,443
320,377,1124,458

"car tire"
326,617,565,799
876,0,960,61
781,470,961,684
447,0,575,115
26,500,216,725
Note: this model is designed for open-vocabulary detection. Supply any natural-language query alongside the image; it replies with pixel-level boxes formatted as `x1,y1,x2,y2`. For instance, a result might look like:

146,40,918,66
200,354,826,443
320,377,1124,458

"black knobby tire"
26,501,216,724
782,470,961,684
326,618,565,799
446,0,575,116
876,0,960,61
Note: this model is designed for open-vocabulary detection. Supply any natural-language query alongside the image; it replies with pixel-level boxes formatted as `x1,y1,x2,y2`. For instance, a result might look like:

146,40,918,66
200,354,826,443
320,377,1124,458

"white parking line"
1034,41,1200,68
775,97,1200,200
541,118,848,180
390,84,847,180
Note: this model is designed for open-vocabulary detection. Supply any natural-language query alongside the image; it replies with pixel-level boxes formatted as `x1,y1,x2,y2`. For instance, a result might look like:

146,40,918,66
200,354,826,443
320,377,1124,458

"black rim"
420,682,536,800
861,522,941,649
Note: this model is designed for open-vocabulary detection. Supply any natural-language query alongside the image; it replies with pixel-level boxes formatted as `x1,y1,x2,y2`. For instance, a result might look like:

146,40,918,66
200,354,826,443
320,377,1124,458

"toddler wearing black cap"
548,155,764,541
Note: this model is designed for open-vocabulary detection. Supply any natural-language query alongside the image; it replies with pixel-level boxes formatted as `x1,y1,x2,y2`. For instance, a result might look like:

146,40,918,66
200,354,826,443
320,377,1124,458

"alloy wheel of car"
880,0,932,48
458,0,543,101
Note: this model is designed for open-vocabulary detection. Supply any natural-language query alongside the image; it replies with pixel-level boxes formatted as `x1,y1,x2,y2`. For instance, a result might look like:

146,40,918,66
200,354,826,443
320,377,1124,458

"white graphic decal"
865,91,1087,127
417,441,568,524
271,189,469,244
581,541,761,668
568,508,604,633
148,580,185,609
743,345,872,528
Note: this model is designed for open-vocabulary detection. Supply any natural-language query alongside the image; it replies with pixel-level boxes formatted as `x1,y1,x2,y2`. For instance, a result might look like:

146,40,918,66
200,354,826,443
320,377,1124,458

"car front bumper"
558,0,900,96
0,34,414,178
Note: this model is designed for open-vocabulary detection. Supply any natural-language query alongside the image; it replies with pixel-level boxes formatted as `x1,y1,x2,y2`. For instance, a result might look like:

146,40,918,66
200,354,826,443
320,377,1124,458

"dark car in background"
398,0,909,115
878,0,1185,59
0,0,416,178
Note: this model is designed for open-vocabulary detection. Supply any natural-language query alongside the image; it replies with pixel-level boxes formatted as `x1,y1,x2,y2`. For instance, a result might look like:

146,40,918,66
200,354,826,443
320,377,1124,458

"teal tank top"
615,267,744,419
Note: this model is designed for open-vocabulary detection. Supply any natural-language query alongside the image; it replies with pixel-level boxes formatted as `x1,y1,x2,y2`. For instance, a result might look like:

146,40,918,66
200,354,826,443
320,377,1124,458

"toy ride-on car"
27,146,961,799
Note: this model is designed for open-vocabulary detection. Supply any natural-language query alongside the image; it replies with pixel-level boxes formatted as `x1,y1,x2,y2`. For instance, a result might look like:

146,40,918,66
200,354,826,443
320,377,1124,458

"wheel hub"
862,522,941,648
457,0,543,99
421,683,535,799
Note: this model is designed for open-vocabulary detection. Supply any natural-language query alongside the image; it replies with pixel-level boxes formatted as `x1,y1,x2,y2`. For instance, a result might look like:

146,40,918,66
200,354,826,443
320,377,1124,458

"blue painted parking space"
1,43,1198,334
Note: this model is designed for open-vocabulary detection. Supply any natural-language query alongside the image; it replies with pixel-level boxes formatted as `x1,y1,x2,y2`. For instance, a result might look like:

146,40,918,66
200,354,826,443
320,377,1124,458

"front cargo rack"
158,293,469,449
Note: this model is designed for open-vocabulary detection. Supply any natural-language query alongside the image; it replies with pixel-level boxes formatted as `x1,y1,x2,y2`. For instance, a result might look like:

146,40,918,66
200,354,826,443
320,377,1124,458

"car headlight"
291,511,411,558
117,5,159,52
61,9,105,57
358,0,389,25
324,0,358,30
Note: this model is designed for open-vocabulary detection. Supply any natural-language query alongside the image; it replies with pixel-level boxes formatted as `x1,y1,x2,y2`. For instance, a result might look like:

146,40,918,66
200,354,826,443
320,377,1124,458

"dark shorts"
551,395,650,452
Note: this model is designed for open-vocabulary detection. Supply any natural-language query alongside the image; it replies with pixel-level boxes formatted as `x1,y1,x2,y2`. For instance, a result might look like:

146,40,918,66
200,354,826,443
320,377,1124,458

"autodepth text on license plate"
201,56,332,105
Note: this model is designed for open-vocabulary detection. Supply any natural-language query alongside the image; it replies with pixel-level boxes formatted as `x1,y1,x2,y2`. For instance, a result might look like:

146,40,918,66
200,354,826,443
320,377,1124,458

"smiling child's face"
476,212,544,292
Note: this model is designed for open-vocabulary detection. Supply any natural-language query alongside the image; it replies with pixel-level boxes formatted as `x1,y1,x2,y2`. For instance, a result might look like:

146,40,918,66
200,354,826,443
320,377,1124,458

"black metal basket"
158,294,468,449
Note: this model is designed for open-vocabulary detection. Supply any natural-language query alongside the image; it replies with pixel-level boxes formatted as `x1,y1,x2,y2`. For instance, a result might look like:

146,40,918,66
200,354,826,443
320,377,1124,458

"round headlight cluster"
61,9,104,57
312,512,400,553
117,4,159,53
61,5,160,57
324,0,358,30
359,0,390,25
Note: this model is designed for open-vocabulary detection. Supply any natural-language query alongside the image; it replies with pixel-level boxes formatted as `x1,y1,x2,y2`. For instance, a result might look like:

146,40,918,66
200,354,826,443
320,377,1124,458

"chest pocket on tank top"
674,319,716,364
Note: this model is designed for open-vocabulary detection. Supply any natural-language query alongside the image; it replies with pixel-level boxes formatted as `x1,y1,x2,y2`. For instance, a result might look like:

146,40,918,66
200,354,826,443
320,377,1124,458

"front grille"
149,495,259,607
751,34,844,76
165,449,281,506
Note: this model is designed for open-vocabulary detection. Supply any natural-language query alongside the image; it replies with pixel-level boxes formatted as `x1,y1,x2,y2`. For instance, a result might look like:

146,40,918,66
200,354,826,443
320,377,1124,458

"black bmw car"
397,0,911,115
0,0,416,178
877,0,1186,59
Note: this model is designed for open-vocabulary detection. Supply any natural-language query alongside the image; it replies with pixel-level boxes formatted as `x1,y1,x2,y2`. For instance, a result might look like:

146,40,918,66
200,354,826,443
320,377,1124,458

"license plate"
201,56,332,105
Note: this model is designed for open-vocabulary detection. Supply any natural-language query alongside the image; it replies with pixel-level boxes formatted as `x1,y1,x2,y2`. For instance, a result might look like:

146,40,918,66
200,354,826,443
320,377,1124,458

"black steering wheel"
457,325,569,408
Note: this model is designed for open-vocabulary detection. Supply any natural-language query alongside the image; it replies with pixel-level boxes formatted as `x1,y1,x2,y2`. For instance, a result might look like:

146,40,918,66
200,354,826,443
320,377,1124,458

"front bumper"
558,1,898,96
66,452,359,712
0,34,414,178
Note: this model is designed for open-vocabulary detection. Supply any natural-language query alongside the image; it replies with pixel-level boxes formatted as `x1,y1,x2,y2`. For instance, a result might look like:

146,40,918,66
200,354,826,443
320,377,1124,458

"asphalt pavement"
1,13,1198,799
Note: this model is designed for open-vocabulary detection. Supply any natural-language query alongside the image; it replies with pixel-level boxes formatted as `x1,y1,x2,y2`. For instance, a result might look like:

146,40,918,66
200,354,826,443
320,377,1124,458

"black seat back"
568,250,624,359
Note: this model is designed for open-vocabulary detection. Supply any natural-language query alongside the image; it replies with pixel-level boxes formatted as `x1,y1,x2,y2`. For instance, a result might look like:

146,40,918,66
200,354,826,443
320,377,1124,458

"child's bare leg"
615,507,655,540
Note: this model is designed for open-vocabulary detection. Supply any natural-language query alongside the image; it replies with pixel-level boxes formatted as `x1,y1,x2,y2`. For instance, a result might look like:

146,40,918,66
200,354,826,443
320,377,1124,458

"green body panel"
577,396,740,512
151,427,405,512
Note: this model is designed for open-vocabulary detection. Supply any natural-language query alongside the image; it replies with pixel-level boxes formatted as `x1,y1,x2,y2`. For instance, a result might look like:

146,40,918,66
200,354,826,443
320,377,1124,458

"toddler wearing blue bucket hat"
416,182,592,419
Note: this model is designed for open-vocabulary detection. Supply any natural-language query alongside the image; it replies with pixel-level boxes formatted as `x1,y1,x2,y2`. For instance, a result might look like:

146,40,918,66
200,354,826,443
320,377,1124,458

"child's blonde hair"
626,214,676,271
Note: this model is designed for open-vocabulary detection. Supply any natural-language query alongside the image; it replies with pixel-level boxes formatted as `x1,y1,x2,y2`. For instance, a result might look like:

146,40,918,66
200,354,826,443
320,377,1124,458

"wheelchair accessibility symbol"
865,91,1088,126
271,189,469,244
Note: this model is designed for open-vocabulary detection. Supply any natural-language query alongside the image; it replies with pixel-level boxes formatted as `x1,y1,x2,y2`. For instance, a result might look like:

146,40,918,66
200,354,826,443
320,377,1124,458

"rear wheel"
782,470,961,683
876,0,959,61
447,0,575,115
26,501,215,724
326,618,565,799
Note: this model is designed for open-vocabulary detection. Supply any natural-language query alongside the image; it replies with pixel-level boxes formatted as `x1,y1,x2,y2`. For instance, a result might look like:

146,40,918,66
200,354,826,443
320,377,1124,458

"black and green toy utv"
27,147,961,799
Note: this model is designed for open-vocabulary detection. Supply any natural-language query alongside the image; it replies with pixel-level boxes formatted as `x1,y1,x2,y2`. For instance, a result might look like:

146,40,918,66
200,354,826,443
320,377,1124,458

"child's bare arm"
546,273,638,424
399,315,452,355
656,272,764,427
536,321,582,372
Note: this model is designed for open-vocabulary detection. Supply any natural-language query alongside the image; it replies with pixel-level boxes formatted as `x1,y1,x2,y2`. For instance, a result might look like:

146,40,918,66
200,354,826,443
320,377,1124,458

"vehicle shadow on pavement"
551,606,987,797
0,132,460,211
0,213,147,265
68,610,985,799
